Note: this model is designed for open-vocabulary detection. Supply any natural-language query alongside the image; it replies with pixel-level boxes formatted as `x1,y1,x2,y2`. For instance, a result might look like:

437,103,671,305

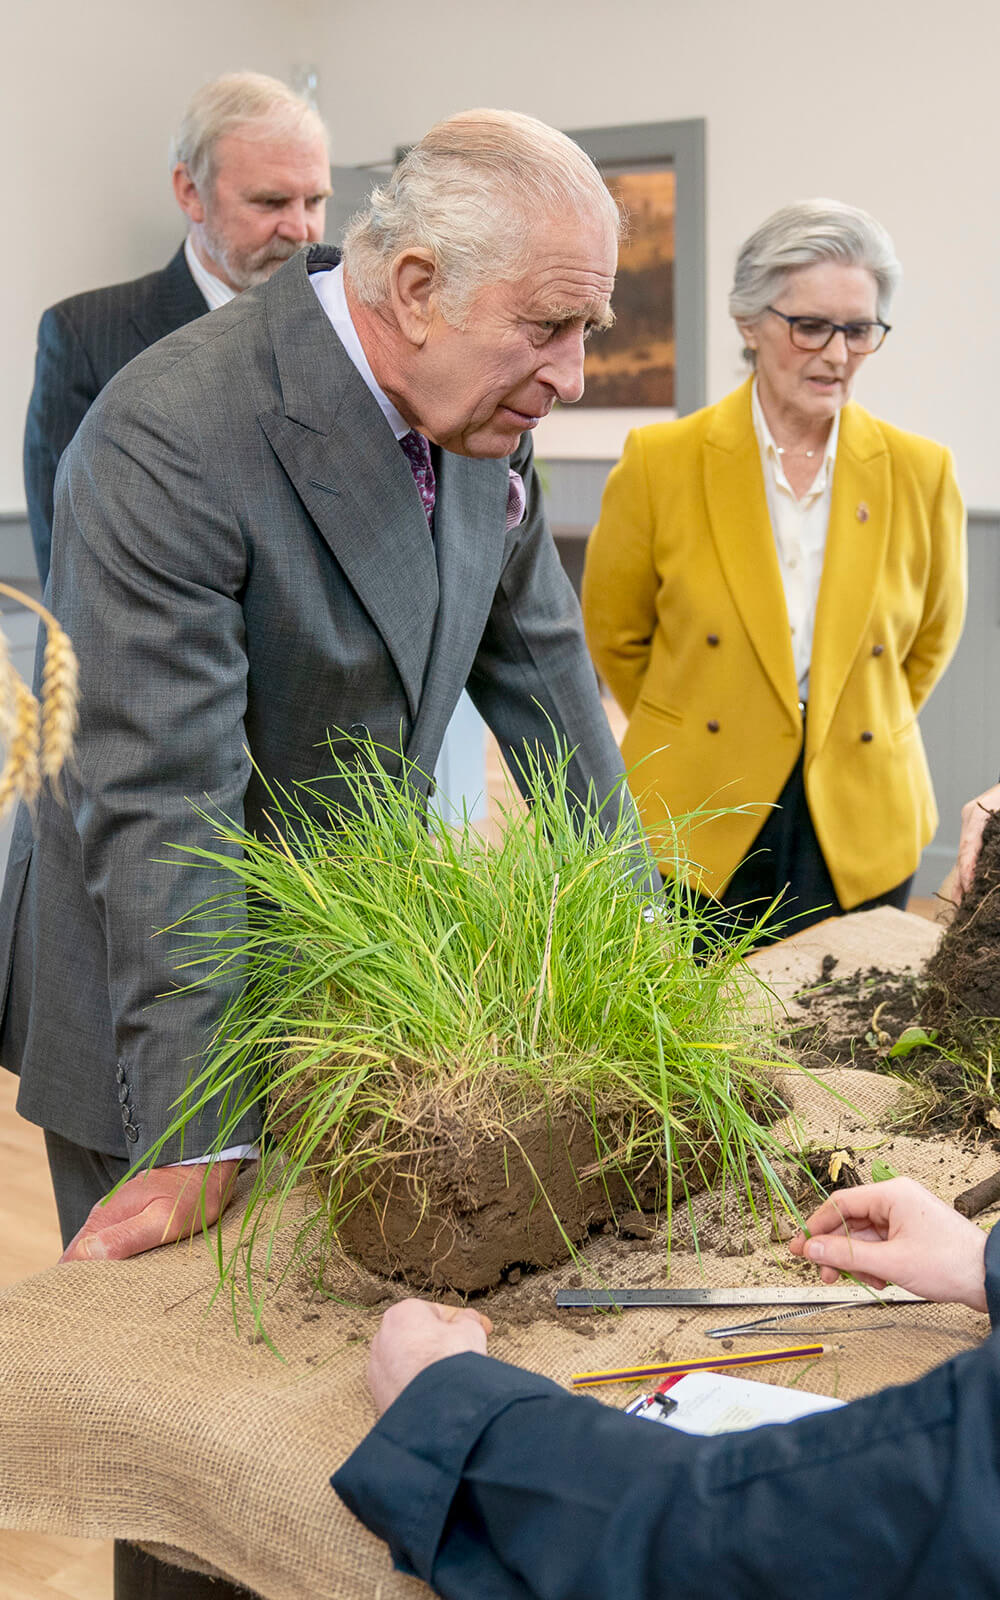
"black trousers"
43,1128,260,1600
705,745,912,946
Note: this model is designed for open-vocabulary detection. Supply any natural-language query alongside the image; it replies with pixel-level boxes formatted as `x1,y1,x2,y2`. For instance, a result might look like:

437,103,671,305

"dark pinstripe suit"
23,243,208,582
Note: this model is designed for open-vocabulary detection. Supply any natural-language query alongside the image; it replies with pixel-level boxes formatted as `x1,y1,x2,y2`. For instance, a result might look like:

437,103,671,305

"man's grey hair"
169,71,330,192
342,108,621,324
729,199,902,327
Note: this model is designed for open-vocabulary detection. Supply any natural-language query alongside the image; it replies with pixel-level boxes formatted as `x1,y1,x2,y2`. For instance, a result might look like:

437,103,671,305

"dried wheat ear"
0,583,78,818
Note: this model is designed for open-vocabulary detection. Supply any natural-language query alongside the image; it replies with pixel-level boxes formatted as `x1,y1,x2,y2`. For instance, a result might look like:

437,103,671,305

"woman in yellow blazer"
582,200,966,934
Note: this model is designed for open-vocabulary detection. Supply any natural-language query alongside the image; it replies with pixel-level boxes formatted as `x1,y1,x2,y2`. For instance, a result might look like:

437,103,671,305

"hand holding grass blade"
790,1177,989,1311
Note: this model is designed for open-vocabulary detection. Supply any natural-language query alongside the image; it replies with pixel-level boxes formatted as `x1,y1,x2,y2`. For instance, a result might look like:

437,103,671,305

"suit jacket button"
349,723,370,740
124,1124,139,1143
871,644,884,656
706,633,720,646
860,730,874,742
707,719,720,733
118,1084,129,1105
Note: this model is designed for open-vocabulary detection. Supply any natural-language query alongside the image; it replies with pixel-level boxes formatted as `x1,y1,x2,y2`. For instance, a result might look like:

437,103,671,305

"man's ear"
389,250,440,348
172,164,206,225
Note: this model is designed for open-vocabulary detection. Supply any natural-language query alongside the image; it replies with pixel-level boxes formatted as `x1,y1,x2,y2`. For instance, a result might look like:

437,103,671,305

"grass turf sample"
145,741,800,1303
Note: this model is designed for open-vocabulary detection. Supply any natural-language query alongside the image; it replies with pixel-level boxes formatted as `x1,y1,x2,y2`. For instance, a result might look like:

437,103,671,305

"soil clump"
923,808,1000,1031
782,843,1000,1146
333,1097,669,1293
327,1068,788,1292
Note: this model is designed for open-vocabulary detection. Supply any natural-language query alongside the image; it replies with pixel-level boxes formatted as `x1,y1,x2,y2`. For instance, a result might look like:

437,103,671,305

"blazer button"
871,644,884,656
707,719,720,733
706,633,720,647
349,723,370,740
860,730,874,743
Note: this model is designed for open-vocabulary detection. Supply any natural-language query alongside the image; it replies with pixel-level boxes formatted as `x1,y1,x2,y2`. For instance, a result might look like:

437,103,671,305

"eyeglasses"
765,306,891,354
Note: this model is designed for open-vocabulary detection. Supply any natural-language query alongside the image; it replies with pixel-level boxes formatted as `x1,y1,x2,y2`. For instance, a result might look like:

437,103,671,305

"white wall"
6,0,1000,512
2,0,317,513
312,0,1000,511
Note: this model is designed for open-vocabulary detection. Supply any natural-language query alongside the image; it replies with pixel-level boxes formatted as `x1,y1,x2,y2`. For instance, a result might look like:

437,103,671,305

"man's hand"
59,1159,242,1263
958,782,1000,896
789,1176,988,1312
369,1299,493,1415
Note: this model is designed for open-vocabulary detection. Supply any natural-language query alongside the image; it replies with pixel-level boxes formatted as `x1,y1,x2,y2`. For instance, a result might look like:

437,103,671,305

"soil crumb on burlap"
787,965,922,1073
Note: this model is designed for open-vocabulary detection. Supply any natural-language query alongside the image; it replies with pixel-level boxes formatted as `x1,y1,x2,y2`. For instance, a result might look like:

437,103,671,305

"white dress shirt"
751,379,840,701
310,262,412,437
183,235,236,311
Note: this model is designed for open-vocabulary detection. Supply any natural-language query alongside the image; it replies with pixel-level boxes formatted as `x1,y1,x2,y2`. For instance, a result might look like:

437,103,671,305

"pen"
569,1343,830,1388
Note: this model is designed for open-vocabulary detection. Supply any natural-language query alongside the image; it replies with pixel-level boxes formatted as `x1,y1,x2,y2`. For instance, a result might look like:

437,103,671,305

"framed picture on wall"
531,119,706,462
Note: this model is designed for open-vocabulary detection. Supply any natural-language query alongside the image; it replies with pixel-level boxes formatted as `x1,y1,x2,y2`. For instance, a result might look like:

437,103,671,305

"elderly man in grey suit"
4,102,628,1600
23,69,331,583
1,107,626,1259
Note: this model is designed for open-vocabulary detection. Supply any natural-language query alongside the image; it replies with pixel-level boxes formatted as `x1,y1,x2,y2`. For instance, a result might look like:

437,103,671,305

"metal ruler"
555,1286,924,1309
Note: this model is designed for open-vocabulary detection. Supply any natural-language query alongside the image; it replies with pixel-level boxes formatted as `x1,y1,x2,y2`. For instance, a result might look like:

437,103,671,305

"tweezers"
707,1302,909,1338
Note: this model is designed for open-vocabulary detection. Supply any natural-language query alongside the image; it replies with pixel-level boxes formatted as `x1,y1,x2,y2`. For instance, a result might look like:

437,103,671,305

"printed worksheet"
628,1370,845,1435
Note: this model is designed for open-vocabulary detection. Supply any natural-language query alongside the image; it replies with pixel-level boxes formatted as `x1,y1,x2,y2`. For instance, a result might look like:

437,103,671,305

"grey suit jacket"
23,244,208,582
0,247,629,1163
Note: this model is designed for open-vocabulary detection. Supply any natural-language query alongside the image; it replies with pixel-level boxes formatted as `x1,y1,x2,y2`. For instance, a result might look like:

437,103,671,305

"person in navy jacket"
334,1178,1000,1598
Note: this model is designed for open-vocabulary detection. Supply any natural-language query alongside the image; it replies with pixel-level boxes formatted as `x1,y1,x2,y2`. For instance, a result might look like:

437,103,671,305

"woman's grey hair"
729,199,901,332
169,71,329,192
342,108,622,324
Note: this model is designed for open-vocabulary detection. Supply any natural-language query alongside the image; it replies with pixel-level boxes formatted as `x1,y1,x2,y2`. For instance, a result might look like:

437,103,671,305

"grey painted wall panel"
1,516,36,583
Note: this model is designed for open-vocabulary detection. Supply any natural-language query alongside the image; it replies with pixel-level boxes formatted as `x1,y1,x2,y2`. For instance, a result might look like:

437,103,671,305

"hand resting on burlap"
59,1158,243,1262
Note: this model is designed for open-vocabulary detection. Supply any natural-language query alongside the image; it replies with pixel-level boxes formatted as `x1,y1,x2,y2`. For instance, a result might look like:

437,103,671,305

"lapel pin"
856,502,870,523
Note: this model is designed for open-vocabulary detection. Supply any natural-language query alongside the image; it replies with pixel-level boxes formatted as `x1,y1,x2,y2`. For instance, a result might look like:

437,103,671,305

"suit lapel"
808,404,890,753
703,383,800,725
257,252,439,719
130,244,209,346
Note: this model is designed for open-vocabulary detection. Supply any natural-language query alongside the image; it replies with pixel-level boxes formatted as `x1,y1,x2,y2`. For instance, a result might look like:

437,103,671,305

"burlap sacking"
0,910,994,1599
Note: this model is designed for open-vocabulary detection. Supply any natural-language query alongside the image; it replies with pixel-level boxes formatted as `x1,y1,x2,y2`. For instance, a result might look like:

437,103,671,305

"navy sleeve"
334,1224,1000,1599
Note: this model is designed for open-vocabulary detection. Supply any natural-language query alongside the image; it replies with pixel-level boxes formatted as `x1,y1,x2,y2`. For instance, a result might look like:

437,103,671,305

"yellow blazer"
581,379,967,907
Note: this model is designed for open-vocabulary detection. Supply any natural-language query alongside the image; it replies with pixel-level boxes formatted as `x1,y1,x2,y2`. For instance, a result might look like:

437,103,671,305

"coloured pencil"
569,1343,829,1388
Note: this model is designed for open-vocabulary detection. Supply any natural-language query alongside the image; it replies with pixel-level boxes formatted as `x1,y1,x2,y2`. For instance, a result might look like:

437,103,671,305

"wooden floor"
0,1071,114,1599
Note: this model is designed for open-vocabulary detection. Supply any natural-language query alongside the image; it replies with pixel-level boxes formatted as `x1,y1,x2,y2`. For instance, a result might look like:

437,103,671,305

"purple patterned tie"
399,429,436,527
